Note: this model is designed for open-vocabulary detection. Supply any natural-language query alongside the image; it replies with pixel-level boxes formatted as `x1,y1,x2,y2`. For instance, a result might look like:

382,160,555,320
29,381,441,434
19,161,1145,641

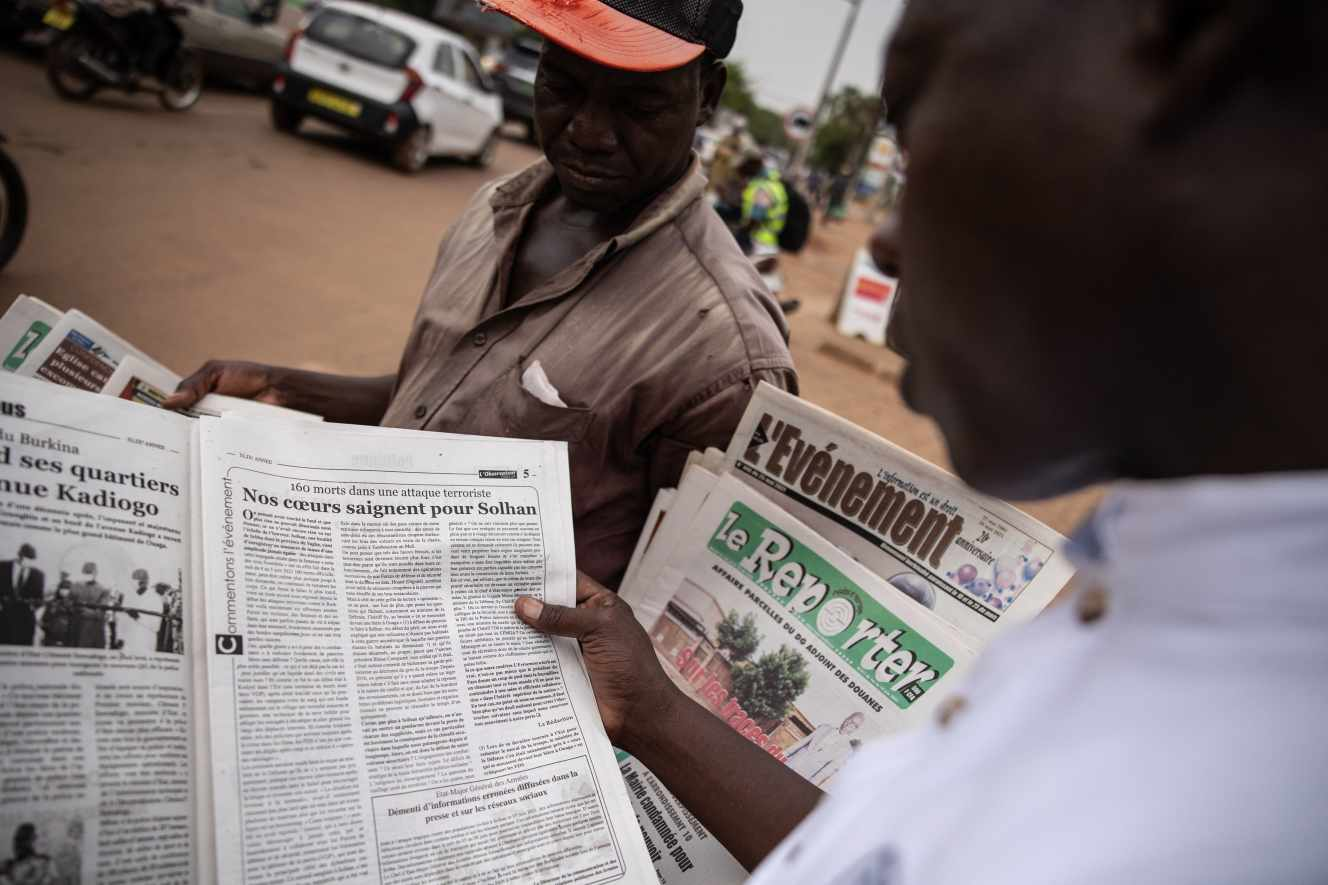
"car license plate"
43,7,76,29
307,88,361,119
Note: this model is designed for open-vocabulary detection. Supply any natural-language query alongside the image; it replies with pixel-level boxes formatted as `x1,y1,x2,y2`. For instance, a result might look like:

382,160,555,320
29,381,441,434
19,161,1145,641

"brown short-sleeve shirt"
382,157,798,587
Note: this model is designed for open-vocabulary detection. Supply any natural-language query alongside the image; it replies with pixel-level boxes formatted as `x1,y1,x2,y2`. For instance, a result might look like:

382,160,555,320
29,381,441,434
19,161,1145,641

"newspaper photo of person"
0,543,44,646
0,539,184,654
784,713,865,787
0,813,83,885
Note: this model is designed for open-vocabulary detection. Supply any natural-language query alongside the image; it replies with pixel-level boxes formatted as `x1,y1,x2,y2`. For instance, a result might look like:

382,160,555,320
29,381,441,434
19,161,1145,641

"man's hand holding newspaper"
516,574,824,871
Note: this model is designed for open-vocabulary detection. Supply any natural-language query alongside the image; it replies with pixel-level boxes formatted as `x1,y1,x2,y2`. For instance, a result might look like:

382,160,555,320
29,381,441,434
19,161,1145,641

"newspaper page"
618,465,717,625
619,473,975,884
620,489,673,595
0,295,62,373
0,374,198,883
196,418,655,885
724,383,1075,645
14,309,174,393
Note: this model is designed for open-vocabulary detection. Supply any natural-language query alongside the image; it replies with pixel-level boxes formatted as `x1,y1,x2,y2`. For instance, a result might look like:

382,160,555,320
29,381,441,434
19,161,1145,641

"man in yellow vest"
737,155,788,254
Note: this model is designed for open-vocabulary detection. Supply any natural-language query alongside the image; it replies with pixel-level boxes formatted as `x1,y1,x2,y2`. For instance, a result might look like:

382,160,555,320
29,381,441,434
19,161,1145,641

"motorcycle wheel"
0,147,28,273
47,35,100,102
158,50,203,111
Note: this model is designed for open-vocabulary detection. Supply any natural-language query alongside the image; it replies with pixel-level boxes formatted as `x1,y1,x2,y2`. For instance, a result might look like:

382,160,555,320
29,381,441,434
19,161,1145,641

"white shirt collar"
1068,473,1328,621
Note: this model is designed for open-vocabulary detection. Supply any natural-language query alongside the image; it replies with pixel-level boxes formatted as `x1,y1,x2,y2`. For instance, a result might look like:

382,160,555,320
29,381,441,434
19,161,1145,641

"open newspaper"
616,384,1075,883
0,374,655,884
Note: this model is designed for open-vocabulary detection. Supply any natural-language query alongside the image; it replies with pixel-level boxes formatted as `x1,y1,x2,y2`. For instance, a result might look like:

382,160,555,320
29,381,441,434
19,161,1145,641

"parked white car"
270,0,502,172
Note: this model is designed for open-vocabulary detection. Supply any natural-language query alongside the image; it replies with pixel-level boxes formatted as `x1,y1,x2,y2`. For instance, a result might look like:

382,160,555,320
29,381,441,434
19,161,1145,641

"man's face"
882,1,1156,499
535,44,719,212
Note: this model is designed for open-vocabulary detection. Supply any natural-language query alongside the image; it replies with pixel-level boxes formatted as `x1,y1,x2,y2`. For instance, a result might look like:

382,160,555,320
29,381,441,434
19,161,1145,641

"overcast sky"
729,0,907,112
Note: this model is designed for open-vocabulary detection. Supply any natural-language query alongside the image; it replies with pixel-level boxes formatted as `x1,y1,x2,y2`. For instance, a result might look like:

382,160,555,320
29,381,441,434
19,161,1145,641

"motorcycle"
0,132,27,274
44,0,203,111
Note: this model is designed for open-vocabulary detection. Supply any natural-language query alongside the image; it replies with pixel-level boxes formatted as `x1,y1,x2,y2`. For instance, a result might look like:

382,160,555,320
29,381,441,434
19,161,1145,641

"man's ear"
699,61,728,127
1134,0,1281,140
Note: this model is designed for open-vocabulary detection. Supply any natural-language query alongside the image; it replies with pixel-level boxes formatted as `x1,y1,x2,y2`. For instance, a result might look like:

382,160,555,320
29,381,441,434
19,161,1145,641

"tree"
730,646,810,724
810,85,880,173
719,61,790,151
716,611,762,663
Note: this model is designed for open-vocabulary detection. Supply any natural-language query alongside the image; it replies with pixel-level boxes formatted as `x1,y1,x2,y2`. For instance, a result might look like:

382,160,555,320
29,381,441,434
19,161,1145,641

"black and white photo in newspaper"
0,374,198,883
197,418,655,885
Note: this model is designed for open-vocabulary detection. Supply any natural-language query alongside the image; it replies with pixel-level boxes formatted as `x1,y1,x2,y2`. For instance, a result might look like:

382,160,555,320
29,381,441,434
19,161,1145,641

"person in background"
734,154,789,256
822,170,850,223
513,0,1328,882
167,0,796,591
707,121,747,196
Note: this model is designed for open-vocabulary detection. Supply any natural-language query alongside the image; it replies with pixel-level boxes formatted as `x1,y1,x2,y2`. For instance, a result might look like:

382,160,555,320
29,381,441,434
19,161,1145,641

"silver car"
178,0,289,89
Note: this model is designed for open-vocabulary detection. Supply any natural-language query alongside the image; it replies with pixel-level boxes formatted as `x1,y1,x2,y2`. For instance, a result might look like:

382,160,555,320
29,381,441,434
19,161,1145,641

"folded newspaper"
0,297,323,422
0,298,659,882
617,383,1076,883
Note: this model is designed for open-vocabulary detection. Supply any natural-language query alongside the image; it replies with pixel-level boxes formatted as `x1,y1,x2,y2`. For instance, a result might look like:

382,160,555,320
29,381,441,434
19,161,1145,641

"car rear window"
305,9,415,68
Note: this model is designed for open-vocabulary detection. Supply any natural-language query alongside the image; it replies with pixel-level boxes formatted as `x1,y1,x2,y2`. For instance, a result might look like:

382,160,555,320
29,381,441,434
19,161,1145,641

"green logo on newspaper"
709,501,955,710
4,321,52,371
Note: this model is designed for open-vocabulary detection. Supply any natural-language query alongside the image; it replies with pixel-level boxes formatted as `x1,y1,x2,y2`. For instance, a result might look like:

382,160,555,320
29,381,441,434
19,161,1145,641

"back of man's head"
881,0,1328,500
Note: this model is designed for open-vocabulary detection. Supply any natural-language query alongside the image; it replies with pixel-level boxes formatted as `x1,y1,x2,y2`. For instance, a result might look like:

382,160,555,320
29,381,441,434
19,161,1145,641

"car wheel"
469,130,497,168
271,101,303,133
392,127,430,174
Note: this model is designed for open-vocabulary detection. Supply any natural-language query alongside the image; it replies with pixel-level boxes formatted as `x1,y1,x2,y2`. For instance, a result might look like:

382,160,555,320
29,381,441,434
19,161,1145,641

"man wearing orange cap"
171,0,795,589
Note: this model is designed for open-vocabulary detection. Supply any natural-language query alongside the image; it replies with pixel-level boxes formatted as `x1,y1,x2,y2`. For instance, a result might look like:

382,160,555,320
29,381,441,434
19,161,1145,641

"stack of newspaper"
614,383,1077,883
0,294,319,421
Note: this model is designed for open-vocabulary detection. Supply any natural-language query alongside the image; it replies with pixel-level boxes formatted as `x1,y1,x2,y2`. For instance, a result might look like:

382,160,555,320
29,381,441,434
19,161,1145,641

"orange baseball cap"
481,0,743,73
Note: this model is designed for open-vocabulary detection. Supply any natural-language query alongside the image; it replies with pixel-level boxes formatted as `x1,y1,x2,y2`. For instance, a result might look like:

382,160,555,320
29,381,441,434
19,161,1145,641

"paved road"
0,49,1098,535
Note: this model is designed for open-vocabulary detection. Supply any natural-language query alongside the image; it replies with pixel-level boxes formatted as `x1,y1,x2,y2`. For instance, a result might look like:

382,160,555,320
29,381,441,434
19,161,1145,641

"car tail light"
283,29,303,63
272,74,286,94
384,113,399,135
400,66,423,103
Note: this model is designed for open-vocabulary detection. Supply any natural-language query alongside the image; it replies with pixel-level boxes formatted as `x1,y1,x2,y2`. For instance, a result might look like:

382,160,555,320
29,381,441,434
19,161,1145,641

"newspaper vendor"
515,0,1328,882
167,0,796,589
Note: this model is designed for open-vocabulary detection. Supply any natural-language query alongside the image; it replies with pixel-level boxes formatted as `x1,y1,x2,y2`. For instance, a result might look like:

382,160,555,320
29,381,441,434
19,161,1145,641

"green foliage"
811,85,880,173
716,611,762,663
730,646,810,724
720,61,789,151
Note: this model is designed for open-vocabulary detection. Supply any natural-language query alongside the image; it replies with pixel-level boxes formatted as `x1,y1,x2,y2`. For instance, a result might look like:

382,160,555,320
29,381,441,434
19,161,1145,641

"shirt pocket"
490,363,594,444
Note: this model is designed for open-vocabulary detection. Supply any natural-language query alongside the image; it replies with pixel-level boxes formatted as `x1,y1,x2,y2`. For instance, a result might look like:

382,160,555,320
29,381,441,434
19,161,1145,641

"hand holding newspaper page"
617,473,975,884
724,383,1075,645
196,418,655,885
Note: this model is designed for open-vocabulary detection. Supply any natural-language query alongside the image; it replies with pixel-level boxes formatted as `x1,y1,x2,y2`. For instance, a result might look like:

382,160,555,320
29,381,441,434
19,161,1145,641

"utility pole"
794,0,863,172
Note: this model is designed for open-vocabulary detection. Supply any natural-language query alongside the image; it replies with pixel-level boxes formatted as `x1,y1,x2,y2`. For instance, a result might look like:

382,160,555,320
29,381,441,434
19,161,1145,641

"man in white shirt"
784,713,863,787
513,1,1328,882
